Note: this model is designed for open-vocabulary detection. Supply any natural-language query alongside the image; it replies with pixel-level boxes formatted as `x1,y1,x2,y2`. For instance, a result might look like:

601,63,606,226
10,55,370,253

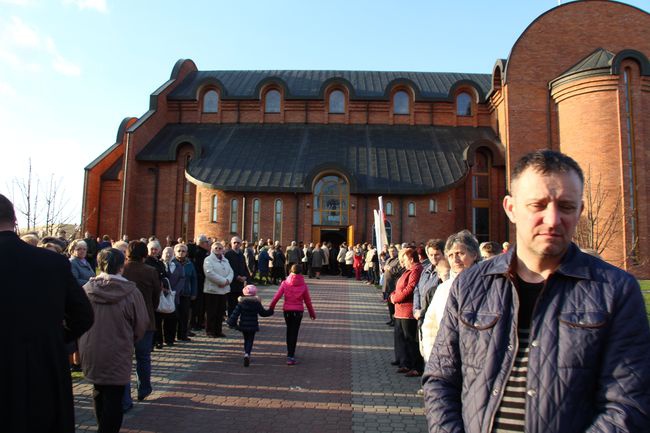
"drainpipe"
148,166,159,235
241,196,246,238
294,193,300,242
119,132,131,239
399,197,404,243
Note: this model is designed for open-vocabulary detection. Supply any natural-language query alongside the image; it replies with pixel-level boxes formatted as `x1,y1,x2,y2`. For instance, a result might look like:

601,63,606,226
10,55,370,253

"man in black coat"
190,235,210,331
0,194,94,433
225,236,250,317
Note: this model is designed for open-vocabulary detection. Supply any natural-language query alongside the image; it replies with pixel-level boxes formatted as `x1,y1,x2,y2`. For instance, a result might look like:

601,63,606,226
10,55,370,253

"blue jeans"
122,330,154,409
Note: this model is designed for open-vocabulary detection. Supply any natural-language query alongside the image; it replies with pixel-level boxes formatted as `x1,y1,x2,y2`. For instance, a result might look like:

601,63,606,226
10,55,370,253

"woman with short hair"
69,239,96,286
421,230,480,363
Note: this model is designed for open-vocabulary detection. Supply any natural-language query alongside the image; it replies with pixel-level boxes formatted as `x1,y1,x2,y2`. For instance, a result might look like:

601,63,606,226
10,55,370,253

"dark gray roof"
136,124,500,195
550,48,614,88
168,70,492,102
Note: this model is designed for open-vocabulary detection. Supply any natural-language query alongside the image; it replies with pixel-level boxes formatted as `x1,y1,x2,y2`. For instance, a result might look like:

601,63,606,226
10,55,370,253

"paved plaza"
73,276,428,433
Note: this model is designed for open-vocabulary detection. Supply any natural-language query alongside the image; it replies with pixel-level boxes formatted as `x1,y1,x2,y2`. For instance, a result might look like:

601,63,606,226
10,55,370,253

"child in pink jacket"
269,264,316,365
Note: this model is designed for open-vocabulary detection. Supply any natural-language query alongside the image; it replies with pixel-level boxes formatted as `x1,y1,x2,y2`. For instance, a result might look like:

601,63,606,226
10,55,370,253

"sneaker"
244,355,250,367
287,357,297,365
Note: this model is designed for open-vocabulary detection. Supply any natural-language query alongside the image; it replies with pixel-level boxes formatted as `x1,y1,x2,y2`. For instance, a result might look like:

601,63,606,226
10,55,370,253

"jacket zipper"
487,273,519,433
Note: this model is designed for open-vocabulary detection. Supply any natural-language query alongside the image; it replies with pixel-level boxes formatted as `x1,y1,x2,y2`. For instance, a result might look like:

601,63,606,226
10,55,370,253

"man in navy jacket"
422,150,650,433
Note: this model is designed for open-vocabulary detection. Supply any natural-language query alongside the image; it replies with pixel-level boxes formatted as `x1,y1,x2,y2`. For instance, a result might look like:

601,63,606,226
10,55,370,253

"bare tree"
574,167,622,256
42,174,73,236
12,158,40,231
10,159,73,235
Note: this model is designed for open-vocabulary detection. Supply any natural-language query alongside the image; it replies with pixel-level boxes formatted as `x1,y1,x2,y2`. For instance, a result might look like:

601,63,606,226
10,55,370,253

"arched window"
181,155,192,240
203,90,219,113
472,149,491,242
230,199,238,234
429,199,437,213
252,199,260,242
385,201,394,216
313,175,349,226
372,220,392,246
265,89,281,113
211,195,218,222
273,199,283,241
408,202,416,217
329,90,345,114
456,92,472,116
393,90,410,115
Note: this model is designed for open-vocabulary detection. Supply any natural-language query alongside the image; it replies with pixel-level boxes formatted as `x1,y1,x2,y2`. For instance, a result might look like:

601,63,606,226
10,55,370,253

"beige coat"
79,273,148,385
203,253,234,295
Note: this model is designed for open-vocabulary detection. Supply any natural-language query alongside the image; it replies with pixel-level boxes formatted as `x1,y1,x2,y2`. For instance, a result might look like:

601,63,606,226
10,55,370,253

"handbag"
157,290,175,314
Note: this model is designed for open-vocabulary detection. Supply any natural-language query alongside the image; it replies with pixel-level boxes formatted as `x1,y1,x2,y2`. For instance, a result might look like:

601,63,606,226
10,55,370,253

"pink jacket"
269,273,316,318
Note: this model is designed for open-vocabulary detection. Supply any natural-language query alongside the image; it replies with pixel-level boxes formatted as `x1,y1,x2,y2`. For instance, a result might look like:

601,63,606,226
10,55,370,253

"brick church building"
83,1,649,277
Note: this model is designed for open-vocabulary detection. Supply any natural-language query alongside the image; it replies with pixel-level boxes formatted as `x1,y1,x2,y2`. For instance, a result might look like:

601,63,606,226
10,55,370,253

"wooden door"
311,226,321,244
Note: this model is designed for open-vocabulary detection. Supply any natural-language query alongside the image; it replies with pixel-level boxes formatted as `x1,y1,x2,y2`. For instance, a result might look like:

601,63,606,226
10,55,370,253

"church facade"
82,1,650,277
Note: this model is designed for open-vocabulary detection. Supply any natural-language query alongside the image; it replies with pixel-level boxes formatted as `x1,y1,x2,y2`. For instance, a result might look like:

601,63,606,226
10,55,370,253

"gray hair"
445,229,480,259
147,240,161,251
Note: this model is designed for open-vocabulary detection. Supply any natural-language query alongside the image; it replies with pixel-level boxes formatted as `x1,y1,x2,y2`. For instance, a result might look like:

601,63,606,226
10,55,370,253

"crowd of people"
3,149,650,433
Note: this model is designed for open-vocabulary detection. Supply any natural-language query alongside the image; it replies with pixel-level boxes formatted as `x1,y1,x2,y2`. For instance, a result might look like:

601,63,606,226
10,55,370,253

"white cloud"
6,16,41,48
0,0,36,6
0,81,17,96
0,17,81,77
45,36,81,76
63,0,108,13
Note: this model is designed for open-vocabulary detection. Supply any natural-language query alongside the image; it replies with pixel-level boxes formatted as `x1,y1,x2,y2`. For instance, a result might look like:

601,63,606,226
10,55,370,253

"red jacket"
390,262,423,319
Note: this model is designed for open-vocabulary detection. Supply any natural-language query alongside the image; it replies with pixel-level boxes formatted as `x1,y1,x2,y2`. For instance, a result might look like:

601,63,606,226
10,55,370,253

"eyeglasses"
233,241,241,245
177,250,188,253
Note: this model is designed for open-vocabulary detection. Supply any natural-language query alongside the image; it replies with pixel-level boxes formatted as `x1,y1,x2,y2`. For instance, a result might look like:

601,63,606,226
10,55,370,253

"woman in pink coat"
269,264,316,365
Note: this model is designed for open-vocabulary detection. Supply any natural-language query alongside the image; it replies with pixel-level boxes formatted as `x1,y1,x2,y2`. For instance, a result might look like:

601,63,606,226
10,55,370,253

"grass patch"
71,371,84,381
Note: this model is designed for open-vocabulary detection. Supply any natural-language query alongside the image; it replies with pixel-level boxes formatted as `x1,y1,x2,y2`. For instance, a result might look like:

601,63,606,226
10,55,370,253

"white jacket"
345,249,355,265
203,253,234,295
420,271,457,363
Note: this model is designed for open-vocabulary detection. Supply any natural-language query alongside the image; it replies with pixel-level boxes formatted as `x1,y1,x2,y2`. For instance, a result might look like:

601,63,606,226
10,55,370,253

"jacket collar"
482,243,591,280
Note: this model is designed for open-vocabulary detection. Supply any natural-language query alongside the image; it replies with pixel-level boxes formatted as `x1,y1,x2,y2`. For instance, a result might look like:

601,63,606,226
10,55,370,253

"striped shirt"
493,277,543,433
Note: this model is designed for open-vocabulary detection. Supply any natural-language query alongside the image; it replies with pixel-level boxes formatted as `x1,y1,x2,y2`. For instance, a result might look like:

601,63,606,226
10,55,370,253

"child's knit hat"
243,284,258,296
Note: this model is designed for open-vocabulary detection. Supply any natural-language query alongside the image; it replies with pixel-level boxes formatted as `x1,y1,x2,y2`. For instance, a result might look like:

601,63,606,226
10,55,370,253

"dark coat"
225,249,250,295
227,296,273,332
192,246,209,295
257,248,270,274
0,231,94,433
422,244,650,433
123,260,161,332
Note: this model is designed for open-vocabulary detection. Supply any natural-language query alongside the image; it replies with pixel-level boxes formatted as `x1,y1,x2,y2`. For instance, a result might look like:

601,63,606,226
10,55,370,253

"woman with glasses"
203,241,234,338
69,239,96,285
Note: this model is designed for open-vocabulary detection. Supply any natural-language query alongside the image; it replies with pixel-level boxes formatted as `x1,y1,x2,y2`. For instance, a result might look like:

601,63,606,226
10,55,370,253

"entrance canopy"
137,123,500,195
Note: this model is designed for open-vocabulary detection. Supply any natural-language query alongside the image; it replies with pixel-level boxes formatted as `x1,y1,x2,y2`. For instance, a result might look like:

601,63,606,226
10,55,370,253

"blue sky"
1,0,648,229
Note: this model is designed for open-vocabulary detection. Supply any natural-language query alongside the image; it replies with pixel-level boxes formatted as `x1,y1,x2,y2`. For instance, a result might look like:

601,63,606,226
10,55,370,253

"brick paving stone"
73,275,427,432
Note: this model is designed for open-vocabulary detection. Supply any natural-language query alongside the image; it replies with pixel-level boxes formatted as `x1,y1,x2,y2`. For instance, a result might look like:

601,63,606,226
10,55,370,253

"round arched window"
265,89,281,113
329,90,345,113
203,90,219,113
393,90,410,115
456,92,472,116
313,175,349,226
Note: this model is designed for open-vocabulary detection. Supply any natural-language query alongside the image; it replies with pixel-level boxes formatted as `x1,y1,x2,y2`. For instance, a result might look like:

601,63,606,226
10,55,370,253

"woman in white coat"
203,242,234,338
